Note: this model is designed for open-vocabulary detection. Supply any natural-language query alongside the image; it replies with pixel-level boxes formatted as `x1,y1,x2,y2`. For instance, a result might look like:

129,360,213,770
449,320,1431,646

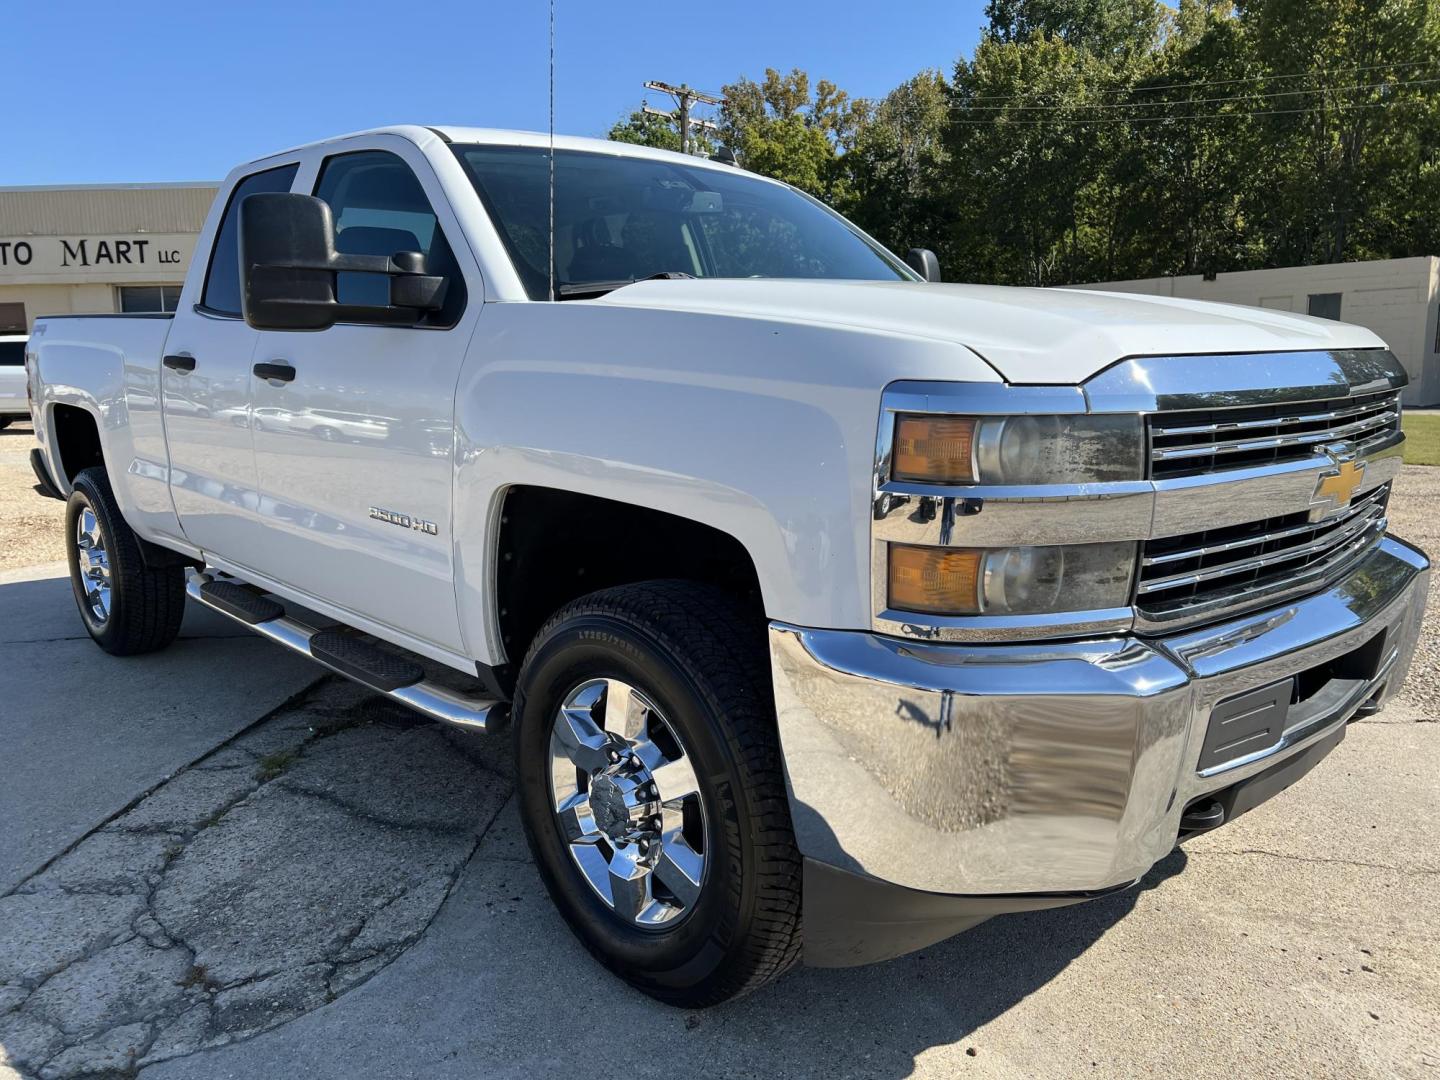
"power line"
643,104,721,135
961,58,1440,102
947,97,1431,125
642,81,726,155
952,75,1440,112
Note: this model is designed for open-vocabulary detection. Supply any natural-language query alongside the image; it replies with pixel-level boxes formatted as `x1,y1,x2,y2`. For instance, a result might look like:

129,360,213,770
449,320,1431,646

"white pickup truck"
25,125,1429,1005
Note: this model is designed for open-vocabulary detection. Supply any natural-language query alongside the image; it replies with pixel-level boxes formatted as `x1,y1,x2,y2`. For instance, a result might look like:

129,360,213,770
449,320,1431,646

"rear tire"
0,417,12,430
513,580,802,1007
65,467,185,655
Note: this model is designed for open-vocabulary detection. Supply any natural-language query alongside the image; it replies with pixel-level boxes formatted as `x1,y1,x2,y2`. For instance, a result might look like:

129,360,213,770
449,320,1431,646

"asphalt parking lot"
1,419,1437,1079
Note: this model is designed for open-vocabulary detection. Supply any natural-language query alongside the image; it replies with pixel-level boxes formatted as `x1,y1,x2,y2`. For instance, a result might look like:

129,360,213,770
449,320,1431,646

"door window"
313,150,466,327
200,163,300,316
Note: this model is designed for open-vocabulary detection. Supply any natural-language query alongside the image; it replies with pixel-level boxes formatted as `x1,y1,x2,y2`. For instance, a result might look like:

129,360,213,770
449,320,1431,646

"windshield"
454,145,914,299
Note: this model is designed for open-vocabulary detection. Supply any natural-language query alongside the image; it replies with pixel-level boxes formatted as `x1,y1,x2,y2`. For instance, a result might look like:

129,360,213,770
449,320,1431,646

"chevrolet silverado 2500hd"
25,126,1429,1005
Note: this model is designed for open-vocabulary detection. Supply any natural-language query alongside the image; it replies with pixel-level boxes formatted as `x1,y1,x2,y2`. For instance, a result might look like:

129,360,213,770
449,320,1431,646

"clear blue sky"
4,1,986,186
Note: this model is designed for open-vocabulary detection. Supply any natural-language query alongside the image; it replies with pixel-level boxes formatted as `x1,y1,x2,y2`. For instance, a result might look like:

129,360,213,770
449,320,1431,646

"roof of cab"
253,124,758,181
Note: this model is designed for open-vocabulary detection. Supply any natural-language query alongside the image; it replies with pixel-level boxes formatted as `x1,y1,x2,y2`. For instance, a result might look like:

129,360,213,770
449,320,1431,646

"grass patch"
255,748,299,782
1403,413,1440,466
196,809,226,830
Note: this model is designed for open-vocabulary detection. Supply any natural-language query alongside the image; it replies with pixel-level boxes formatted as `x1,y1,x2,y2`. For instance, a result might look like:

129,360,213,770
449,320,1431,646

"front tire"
513,580,802,1007
65,467,185,655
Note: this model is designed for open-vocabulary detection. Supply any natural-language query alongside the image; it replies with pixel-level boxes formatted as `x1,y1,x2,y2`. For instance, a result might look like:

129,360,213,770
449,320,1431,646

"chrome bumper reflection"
771,535,1429,896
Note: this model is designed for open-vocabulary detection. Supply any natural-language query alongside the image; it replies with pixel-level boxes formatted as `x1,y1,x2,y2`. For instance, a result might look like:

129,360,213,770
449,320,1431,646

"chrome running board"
186,570,507,734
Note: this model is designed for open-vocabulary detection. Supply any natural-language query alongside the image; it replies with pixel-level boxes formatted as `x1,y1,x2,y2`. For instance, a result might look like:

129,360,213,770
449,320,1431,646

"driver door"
245,144,478,654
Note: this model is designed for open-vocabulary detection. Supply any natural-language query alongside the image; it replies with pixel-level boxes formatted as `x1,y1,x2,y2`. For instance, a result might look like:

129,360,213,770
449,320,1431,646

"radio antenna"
547,0,556,302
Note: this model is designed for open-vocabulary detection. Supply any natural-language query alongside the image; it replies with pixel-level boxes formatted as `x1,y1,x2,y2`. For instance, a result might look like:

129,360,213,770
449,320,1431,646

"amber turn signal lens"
888,545,983,615
892,415,977,484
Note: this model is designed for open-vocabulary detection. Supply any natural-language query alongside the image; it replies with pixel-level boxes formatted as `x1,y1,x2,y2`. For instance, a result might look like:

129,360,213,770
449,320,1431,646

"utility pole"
643,81,725,155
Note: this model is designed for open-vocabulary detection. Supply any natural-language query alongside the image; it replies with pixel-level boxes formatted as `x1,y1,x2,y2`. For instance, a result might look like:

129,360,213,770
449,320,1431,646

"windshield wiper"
554,272,694,301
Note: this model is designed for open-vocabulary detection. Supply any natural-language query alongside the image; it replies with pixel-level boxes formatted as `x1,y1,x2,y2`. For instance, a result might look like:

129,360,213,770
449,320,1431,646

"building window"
0,301,24,334
1307,292,1343,321
118,285,183,313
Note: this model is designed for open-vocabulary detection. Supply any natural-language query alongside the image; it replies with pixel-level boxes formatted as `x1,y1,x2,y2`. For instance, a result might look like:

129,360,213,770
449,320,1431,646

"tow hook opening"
1352,686,1386,720
1178,798,1226,837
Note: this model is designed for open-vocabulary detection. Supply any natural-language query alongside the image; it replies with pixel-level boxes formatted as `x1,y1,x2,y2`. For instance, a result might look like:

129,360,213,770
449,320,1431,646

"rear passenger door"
246,143,478,655
163,161,299,560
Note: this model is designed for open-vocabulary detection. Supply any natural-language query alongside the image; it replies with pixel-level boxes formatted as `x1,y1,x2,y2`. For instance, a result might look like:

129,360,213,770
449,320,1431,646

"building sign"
0,233,198,284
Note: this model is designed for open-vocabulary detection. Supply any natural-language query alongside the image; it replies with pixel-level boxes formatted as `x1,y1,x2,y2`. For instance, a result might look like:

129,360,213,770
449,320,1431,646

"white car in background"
0,334,28,429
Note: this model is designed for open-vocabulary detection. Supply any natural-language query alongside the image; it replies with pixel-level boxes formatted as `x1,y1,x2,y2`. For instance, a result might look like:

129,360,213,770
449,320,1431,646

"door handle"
253,361,296,383
162,354,196,373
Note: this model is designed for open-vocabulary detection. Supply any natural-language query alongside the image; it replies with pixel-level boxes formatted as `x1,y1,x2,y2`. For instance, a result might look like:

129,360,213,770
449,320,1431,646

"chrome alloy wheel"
548,678,708,929
74,506,112,624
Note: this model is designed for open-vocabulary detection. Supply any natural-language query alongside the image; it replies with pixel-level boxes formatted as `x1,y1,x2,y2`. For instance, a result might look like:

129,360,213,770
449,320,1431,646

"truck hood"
597,279,1386,384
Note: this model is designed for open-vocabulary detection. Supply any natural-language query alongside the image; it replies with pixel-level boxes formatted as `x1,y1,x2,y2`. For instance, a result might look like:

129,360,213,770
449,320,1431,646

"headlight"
888,541,1136,616
891,413,1143,486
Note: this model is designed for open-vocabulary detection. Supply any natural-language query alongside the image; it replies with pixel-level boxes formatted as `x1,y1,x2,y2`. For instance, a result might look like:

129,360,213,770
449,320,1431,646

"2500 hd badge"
369,506,439,535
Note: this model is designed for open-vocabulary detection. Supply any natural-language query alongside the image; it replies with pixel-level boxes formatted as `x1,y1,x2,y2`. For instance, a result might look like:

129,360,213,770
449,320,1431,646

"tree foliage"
608,106,715,156
716,69,863,200
844,72,952,255
608,0,1440,285
608,109,683,153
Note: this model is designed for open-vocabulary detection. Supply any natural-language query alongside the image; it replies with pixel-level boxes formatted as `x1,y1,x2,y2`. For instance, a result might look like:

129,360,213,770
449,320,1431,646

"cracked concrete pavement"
2,679,511,1078
1,424,1437,1078
0,566,321,894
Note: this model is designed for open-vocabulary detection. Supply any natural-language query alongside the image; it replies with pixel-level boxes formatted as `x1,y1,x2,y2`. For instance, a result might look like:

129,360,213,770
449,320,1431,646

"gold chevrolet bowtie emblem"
1311,458,1364,518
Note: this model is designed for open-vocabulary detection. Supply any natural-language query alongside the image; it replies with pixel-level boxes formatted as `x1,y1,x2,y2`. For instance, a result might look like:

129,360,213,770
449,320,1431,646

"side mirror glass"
905,248,942,283
239,192,447,331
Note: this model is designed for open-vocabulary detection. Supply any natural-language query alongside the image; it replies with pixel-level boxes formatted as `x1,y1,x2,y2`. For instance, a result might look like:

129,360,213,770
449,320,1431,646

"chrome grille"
1137,483,1390,618
1149,390,1400,480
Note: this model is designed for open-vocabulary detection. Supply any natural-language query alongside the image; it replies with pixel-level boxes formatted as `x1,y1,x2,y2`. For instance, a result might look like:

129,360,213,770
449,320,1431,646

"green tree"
984,0,1166,63
844,71,952,255
1105,0,1259,278
943,33,1118,285
602,0,1440,285
607,107,715,156
1237,0,1440,265
718,69,861,199
607,109,682,152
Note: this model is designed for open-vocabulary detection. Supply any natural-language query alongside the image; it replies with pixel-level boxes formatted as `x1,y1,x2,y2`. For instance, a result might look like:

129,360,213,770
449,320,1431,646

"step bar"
186,570,507,734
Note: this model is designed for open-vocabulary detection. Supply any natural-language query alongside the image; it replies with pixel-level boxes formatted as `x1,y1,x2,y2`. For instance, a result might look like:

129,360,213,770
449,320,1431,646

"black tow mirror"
239,193,447,331
905,248,942,283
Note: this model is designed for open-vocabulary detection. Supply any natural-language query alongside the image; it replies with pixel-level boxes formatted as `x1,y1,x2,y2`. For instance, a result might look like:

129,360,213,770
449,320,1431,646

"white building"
0,181,219,335
1074,257,1440,406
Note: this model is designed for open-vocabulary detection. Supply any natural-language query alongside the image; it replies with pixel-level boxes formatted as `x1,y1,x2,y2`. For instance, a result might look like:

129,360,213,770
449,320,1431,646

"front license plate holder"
1199,678,1294,773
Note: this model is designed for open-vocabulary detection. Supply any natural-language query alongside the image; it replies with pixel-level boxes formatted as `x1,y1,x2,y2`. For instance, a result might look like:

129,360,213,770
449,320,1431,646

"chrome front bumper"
771,535,1428,902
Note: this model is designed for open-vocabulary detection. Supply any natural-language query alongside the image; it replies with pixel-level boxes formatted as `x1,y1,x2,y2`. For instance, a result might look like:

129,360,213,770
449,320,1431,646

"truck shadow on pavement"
768,850,1189,1070
438,818,1189,1080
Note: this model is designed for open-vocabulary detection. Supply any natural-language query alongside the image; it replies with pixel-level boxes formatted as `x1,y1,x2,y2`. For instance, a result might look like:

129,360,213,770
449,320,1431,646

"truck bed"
29,311,179,542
